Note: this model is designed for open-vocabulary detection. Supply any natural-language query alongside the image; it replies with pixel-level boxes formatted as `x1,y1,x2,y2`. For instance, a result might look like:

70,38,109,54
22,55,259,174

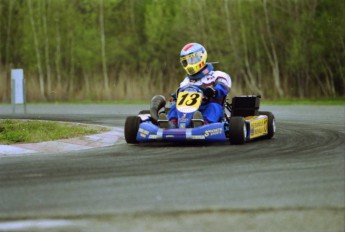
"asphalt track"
0,104,344,232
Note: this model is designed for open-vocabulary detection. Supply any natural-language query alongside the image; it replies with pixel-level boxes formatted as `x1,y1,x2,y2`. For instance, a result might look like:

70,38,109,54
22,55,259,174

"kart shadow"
135,141,229,147
132,136,270,148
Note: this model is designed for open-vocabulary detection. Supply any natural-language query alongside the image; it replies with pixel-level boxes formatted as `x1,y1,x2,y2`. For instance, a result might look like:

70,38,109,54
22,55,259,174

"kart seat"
230,95,261,117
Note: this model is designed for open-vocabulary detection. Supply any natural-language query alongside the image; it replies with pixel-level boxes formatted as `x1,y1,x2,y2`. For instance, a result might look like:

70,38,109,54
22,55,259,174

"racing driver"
159,42,232,128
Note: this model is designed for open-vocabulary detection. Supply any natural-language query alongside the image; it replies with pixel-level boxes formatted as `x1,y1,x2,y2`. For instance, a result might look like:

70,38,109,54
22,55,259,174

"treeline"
0,0,344,102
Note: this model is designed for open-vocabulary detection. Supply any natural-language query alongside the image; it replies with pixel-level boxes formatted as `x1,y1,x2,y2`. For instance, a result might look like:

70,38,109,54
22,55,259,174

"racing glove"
204,87,218,98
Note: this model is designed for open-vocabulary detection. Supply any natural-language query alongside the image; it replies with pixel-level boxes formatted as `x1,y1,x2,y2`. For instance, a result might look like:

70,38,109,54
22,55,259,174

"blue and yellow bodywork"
135,114,269,143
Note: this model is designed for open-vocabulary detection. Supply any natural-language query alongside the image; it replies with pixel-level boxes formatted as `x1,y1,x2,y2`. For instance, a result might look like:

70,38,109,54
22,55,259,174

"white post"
11,69,26,114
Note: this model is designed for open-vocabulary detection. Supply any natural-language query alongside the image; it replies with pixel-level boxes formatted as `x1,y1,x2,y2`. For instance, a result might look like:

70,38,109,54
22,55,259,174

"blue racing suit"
168,64,232,123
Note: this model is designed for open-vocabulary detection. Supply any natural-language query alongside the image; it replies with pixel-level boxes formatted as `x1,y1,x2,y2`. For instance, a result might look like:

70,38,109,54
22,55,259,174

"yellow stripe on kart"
248,117,268,139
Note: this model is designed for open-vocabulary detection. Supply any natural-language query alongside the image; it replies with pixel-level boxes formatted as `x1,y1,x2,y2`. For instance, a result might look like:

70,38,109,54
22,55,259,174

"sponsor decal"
250,118,268,138
204,128,223,137
179,114,188,123
140,133,146,138
192,135,205,139
139,128,149,138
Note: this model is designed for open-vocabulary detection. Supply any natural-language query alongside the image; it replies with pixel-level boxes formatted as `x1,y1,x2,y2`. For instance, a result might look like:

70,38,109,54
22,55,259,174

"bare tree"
196,0,207,42
223,0,235,52
3,0,14,101
4,0,13,71
262,0,283,97
55,16,62,92
99,0,109,96
0,2,3,100
238,1,263,95
42,0,52,97
28,0,45,99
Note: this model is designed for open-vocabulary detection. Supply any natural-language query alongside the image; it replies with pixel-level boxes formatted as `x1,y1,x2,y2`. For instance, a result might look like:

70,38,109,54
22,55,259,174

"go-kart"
124,85,275,145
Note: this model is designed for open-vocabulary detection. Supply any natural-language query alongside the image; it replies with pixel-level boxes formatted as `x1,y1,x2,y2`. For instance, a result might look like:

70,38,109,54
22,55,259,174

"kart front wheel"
124,116,141,144
138,110,150,114
229,117,247,145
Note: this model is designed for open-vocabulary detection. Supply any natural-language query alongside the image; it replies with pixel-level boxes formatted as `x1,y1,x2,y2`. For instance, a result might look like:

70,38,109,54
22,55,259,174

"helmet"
180,43,207,75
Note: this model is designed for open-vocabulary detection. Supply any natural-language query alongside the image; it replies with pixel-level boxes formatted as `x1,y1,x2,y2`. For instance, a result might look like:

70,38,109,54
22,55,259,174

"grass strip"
0,119,105,145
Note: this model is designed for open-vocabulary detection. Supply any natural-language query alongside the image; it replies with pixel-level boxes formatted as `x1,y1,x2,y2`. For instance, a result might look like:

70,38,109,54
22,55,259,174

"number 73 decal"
176,92,202,113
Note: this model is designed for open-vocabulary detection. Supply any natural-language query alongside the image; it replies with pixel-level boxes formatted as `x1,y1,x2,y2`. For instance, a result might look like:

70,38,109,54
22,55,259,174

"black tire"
258,111,275,139
138,110,150,114
124,116,141,144
229,116,247,145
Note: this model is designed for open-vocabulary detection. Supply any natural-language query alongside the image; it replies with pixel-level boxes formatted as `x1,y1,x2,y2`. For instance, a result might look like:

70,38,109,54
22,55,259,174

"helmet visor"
180,52,203,67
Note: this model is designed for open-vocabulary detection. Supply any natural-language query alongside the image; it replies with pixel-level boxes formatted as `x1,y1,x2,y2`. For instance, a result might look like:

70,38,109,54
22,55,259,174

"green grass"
8,100,149,105
0,119,105,145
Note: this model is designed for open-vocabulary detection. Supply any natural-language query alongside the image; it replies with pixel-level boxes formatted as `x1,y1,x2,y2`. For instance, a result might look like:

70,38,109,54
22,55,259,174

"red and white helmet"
180,43,207,75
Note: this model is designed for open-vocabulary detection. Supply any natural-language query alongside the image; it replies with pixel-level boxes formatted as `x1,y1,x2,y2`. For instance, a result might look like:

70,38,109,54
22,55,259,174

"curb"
0,126,124,157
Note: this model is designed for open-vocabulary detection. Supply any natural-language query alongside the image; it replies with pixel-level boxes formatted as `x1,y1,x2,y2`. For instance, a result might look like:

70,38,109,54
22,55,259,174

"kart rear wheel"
258,111,275,139
229,116,247,145
124,116,141,144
